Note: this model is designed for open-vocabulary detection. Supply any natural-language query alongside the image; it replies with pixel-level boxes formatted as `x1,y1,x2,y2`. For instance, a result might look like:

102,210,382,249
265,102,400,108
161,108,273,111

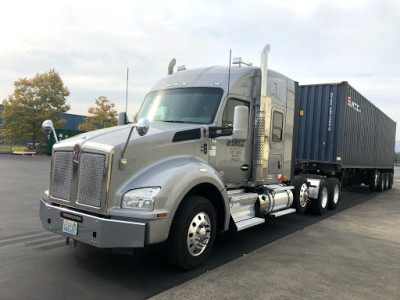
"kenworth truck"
40,45,395,270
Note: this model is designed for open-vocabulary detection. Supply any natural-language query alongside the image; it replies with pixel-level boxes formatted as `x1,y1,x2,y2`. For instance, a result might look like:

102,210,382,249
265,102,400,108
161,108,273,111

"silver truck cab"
40,48,304,270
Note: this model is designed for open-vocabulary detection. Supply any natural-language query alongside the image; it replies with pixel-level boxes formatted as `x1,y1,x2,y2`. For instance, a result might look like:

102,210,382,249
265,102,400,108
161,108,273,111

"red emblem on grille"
74,145,80,162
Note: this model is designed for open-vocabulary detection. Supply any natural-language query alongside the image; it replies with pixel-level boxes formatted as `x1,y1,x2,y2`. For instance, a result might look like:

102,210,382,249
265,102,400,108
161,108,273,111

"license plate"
62,219,78,235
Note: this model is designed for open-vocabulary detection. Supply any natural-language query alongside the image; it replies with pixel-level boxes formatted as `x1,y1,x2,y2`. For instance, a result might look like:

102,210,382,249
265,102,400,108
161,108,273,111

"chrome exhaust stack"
252,44,273,185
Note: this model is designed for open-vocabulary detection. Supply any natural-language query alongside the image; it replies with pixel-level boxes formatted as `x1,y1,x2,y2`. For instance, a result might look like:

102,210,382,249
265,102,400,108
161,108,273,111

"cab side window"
272,111,283,142
222,99,250,127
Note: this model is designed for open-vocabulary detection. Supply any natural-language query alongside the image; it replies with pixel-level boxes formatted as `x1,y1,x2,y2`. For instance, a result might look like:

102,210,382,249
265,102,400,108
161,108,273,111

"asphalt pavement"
153,179,400,299
0,154,399,299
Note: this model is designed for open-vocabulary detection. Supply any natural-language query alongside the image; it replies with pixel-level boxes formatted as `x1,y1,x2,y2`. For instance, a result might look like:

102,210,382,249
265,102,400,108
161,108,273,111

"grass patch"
12,146,28,152
0,145,28,153
0,145,12,152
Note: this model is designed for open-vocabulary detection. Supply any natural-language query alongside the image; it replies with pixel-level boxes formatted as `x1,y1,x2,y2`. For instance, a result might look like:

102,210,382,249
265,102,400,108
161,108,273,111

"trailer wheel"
377,172,384,192
327,178,341,210
383,173,389,190
291,176,309,214
311,180,328,215
388,172,394,189
166,195,216,270
368,170,379,191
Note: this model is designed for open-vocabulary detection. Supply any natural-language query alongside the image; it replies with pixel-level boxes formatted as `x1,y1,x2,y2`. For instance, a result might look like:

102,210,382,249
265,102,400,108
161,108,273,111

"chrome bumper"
40,199,146,248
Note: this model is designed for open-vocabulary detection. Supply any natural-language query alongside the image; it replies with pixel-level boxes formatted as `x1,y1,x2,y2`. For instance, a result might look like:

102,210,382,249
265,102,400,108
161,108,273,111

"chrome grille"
51,151,74,201
77,153,106,208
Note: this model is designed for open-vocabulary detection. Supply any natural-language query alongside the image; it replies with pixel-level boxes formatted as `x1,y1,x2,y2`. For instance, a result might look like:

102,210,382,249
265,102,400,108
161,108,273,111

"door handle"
240,164,249,171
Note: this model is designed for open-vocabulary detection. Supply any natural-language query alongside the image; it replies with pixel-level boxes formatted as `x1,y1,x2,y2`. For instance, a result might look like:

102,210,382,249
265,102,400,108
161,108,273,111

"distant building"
0,104,86,142
60,113,87,131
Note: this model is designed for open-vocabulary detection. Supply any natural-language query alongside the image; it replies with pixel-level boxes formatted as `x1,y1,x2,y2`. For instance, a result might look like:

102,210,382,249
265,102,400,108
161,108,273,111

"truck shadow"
72,188,379,298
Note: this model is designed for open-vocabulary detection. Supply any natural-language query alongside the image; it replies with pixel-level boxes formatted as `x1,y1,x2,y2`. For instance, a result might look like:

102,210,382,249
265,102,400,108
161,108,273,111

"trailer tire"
311,180,328,215
388,172,394,189
368,170,379,191
327,178,341,210
377,172,384,192
291,176,309,214
166,195,216,270
383,173,389,190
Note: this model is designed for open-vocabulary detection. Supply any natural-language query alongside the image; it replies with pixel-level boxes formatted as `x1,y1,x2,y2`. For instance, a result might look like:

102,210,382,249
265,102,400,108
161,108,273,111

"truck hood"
54,121,205,150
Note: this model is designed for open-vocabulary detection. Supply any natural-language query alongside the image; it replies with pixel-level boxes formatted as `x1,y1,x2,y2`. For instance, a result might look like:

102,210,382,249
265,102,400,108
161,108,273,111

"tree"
0,69,70,147
78,96,118,131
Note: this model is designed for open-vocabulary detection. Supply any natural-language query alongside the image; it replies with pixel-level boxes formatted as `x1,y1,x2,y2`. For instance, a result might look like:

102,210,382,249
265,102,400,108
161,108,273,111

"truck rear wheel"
166,195,217,270
311,180,328,215
291,176,309,214
368,170,379,191
388,172,394,189
327,178,341,210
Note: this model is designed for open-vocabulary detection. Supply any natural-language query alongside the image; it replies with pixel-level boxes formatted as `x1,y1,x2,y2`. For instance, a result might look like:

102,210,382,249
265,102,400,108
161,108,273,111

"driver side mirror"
232,106,249,140
42,120,59,143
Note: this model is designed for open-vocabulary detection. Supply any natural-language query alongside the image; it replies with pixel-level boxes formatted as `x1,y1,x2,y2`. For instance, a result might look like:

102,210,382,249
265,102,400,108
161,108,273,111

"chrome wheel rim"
374,173,379,187
321,187,328,208
299,183,309,208
187,212,211,257
333,185,340,204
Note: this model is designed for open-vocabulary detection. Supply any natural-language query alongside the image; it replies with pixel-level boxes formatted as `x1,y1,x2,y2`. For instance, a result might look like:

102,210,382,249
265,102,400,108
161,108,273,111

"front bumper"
40,199,146,248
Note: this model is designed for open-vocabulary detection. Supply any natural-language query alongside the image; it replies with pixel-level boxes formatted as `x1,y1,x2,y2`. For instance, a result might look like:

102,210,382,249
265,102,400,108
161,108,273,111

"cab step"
235,217,265,231
228,190,264,231
269,208,296,218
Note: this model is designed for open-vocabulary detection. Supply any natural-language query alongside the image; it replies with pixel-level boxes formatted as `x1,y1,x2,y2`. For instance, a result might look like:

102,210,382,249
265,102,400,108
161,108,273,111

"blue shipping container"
296,82,396,168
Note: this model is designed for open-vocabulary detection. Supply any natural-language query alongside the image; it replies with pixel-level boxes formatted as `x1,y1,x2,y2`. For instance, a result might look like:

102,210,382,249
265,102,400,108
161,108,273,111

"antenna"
227,49,232,98
125,67,129,114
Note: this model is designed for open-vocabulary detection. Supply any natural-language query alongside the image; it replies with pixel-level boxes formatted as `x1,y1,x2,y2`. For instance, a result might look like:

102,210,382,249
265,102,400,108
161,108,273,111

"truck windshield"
137,88,223,124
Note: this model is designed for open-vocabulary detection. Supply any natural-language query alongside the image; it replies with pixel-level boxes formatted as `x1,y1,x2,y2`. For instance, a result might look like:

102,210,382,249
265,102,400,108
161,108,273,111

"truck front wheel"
166,195,217,270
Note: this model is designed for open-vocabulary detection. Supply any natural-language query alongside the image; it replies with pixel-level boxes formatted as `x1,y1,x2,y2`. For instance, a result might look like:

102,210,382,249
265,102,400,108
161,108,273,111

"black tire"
377,172,384,192
311,180,329,215
388,172,394,189
327,178,341,210
166,195,217,270
383,173,388,190
291,176,309,214
368,170,379,191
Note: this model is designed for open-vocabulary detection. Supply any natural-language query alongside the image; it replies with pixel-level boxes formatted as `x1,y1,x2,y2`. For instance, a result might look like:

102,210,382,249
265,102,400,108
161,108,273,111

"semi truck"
40,45,396,270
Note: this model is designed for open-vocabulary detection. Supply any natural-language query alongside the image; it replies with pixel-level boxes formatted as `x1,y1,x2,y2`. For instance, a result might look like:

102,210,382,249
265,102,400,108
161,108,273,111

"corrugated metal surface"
296,82,396,168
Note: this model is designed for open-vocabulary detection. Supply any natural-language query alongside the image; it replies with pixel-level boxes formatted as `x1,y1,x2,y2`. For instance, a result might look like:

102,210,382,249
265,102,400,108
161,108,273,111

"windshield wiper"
162,120,186,123
163,120,206,124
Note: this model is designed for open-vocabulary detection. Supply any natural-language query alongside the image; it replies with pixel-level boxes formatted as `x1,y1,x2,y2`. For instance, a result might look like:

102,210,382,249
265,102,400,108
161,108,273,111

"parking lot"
0,154,399,299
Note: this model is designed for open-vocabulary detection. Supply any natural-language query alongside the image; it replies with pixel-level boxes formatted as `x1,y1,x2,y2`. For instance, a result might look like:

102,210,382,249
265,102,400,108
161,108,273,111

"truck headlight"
121,187,160,210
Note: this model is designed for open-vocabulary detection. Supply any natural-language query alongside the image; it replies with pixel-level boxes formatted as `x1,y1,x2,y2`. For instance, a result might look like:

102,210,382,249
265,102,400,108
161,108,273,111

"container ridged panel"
51,151,74,201
342,86,396,167
77,153,106,208
297,82,396,168
296,84,342,163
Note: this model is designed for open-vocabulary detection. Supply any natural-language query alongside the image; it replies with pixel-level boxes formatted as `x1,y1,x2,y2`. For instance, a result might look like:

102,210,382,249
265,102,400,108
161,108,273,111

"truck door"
210,98,252,188
268,108,285,176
